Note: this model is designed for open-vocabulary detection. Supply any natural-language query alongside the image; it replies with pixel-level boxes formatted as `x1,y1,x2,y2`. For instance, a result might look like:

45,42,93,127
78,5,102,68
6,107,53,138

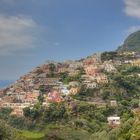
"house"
15,93,26,102
89,97,106,106
44,78,60,86
69,81,80,88
2,96,14,103
24,92,39,103
85,66,100,76
81,75,96,82
45,78,60,83
69,87,80,95
0,90,5,96
41,64,50,73
47,90,62,103
61,88,69,95
81,75,97,87
91,53,102,63
68,69,80,76
107,116,120,127
131,59,140,67
0,100,6,108
120,51,136,56
104,61,117,73
42,102,49,107
37,73,47,78
124,60,133,64
15,103,31,116
69,61,83,69
60,85,70,95
96,74,108,84
110,100,117,107
86,82,98,89
113,60,122,66
1,102,31,117
11,107,24,117
83,58,95,66
83,53,101,66
58,67,69,73
82,80,92,85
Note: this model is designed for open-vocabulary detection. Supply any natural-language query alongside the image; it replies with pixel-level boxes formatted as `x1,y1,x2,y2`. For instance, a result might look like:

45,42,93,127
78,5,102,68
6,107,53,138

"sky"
0,0,140,80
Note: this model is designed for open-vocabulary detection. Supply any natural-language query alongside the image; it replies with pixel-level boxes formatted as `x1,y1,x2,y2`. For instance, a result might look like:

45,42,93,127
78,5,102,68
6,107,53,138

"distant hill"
117,30,140,52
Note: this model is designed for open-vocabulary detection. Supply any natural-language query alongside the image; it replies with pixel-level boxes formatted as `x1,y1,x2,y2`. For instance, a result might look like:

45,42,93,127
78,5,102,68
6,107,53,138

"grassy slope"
19,130,45,140
19,124,91,140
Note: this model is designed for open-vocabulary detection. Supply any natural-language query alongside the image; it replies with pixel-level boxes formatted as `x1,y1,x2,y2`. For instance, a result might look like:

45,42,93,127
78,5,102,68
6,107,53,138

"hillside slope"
1,52,140,139
117,30,140,52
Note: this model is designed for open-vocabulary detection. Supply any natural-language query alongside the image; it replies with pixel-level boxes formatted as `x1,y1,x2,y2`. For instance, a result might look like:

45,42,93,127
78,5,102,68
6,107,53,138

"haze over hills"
117,30,140,52
0,80,14,89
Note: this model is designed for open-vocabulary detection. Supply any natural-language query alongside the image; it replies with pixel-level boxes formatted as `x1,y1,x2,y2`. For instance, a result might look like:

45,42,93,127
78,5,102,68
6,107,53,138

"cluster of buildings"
0,53,119,117
82,54,114,87
0,52,138,121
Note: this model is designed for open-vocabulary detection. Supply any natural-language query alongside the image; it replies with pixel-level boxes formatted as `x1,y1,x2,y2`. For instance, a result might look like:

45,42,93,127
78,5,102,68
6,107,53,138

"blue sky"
0,0,140,80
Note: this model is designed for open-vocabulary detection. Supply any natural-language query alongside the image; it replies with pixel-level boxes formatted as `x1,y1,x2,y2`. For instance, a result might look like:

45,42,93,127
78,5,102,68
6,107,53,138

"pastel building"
85,66,100,76
131,59,140,67
96,74,108,84
60,85,70,95
110,100,117,107
47,90,62,103
69,87,80,95
107,116,120,127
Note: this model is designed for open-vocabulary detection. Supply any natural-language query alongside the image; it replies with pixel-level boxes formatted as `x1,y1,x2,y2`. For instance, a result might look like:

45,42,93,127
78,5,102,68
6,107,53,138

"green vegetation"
117,30,140,52
20,130,45,140
101,51,118,61
0,119,23,140
60,69,84,84
2,53,140,139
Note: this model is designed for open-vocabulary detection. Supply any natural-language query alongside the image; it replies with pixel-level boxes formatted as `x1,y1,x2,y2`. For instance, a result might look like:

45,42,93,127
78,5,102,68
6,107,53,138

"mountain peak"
117,30,140,52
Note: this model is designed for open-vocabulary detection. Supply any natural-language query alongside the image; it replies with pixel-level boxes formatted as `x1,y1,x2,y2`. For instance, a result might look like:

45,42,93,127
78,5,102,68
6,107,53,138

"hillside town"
0,51,140,127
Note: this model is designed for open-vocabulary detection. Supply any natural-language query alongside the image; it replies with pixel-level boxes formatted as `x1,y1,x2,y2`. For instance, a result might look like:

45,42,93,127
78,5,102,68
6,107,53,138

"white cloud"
0,14,38,55
124,0,140,18
127,25,140,34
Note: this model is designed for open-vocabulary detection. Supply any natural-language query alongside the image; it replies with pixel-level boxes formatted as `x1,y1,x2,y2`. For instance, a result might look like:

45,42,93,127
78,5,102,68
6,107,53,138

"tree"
48,63,56,77
101,90,110,100
101,51,118,61
131,99,139,108
60,72,68,82
0,119,23,140
43,103,67,122
38,93,44,103
23,104,41,120
23,107,30,117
